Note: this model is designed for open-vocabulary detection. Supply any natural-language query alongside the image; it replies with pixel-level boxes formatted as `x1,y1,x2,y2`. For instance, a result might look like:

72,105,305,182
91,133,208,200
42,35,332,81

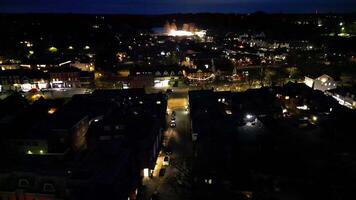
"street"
143,90,193,200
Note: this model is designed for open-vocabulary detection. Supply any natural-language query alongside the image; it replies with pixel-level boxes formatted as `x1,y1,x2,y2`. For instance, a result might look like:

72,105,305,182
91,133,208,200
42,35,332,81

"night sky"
0,0,355,14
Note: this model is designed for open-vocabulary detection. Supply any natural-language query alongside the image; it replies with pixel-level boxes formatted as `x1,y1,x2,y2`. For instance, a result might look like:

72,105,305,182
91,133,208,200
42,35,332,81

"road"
25,88,92,101
143,90,193,200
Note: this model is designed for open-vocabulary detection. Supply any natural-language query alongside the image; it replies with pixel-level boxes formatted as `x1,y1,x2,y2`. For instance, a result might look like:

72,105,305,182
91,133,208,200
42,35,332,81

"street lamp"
246,114,253,120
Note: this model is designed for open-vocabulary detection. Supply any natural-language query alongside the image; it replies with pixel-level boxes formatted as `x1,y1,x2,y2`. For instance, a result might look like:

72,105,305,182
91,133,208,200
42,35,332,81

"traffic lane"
166,109,192,158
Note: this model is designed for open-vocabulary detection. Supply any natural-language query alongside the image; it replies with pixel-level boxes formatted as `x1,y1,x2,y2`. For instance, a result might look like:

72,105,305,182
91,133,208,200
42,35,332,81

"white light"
143,168,149,177
154,80,169,88
285,96,290,100
94,119,99,122
205,64,209,69
282,109,288,113
246,114,253,119
168,30,194,37
167,30,206,38
27,150,33,154
297,105,309,110
39,150,44,154
156,101,161,104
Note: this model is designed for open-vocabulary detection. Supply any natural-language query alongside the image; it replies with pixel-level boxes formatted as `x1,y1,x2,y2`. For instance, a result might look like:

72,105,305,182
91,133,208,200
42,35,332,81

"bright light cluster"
168,30,206,38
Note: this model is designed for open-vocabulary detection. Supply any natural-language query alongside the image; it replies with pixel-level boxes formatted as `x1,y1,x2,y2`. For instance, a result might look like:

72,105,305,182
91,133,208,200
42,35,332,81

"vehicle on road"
170,121,176,127
163,155,170,166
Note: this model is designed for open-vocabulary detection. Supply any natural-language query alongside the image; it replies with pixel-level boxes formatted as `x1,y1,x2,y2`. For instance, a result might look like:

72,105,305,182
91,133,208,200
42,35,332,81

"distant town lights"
168,30,206,38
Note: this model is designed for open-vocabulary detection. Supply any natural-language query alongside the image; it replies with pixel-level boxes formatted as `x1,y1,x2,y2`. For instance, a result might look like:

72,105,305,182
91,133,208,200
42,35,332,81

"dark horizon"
0,0,356,14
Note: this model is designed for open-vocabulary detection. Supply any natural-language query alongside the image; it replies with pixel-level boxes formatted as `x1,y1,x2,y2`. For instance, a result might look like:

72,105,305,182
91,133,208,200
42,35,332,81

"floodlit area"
167,30,206,38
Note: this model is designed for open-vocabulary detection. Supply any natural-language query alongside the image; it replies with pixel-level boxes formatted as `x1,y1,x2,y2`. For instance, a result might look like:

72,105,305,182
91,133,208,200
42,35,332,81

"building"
0,89,167,200
304,74,337,92
0,69,48,91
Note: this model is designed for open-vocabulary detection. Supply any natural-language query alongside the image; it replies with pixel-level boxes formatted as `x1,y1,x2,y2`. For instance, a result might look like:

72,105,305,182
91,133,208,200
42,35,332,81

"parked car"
170,121,176,127
163,155,170,166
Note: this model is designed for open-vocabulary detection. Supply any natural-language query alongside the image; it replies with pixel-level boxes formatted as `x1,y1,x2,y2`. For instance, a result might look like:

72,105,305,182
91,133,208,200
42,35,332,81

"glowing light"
297,105,309,110
84,45,90,50
246,114,253,119
39,150,44,154
47,108,56,114
285,96,290,100
154,80,169,88
282,109,288,113
48,46,58,53
27,150,33,154
143,168,149,177
312,116,318,121
168,30,206,38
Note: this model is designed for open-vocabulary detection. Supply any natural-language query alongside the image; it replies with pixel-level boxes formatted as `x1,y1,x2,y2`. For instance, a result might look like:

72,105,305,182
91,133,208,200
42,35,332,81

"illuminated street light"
39,150,44,154
48,46,58,53
27,150,33,154
246,114,253,120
